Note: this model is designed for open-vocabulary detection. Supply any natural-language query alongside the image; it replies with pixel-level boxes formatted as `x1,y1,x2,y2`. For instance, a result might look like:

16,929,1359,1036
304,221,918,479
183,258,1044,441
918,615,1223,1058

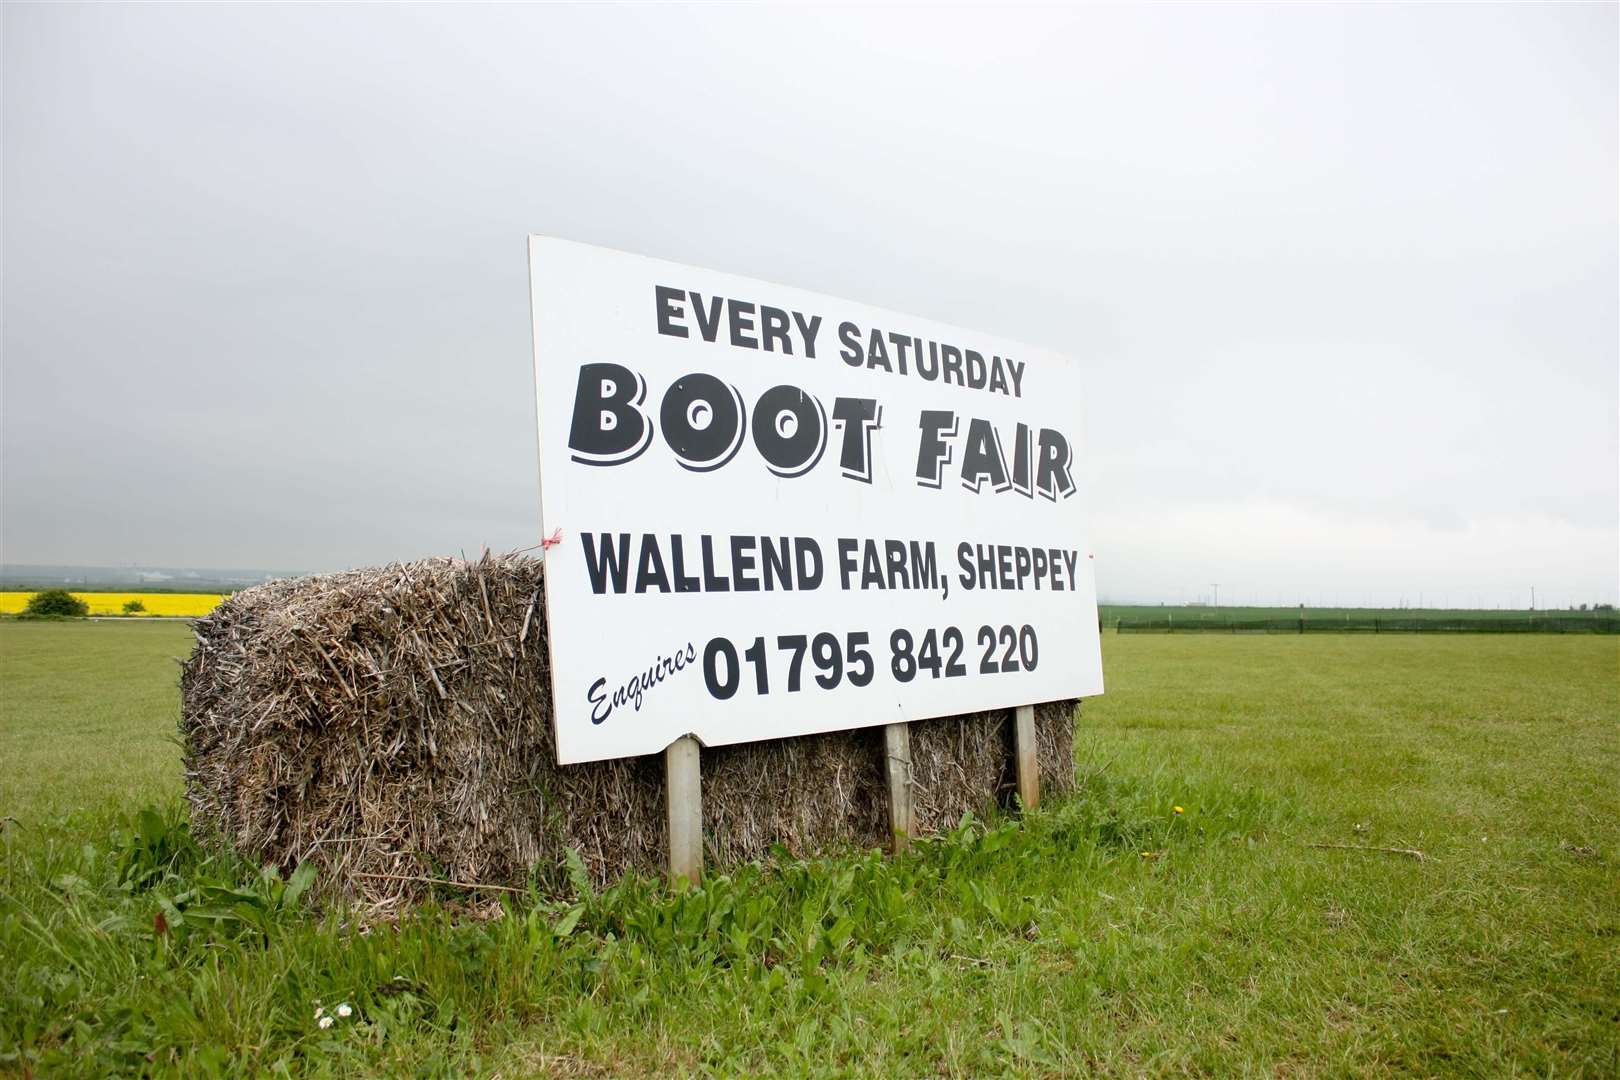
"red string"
542,528,563,550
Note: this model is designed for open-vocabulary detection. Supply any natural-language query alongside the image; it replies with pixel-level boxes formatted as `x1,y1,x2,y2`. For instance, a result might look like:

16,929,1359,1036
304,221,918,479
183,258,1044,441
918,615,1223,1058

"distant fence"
1114,615,1620,635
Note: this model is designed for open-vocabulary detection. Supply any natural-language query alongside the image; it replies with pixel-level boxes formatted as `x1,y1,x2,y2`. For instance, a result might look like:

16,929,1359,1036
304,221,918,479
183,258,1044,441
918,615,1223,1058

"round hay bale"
179,551,1078,908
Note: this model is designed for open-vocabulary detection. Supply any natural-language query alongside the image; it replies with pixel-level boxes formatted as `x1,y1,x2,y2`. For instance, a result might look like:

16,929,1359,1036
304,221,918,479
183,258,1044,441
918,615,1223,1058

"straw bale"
179,552,1078,908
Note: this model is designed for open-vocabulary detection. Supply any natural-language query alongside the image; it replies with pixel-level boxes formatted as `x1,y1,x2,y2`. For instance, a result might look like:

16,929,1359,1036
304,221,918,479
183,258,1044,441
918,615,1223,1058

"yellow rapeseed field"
0,591,225,617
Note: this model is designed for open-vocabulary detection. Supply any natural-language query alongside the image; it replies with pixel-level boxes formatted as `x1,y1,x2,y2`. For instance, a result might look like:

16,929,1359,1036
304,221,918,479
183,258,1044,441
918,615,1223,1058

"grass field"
1101,605,1619,636
1,622,1616,1077
6,594,1596,624
1100,603,1614,623
0,592,225,618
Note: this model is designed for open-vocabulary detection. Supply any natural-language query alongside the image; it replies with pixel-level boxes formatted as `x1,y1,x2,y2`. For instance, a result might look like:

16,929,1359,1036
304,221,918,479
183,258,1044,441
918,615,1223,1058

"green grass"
1101,603,1614,623
0,621,190,819
1102,604,1615,620
2,623,1617,1077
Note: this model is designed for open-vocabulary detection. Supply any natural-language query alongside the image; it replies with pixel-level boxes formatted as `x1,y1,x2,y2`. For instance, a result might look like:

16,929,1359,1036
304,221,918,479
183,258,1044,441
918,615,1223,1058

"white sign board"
529,237,1103,764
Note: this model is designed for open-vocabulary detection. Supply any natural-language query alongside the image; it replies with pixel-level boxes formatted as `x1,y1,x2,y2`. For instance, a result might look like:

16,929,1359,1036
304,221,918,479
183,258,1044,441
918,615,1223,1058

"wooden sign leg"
1014,704,1039,811
883,722,913,853
665,735,703,886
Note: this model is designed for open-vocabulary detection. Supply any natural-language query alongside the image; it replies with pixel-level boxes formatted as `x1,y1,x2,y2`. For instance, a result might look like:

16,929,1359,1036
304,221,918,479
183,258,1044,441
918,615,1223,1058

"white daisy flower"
318,1015,334,1030
336,1003,352,1018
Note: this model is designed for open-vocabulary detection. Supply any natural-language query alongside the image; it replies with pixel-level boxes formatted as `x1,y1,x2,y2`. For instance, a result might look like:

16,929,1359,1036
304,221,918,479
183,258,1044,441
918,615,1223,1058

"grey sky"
4,3,1615,607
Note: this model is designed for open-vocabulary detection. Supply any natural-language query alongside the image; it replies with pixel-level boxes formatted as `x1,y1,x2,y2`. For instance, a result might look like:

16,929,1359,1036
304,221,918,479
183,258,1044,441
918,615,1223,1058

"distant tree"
1597,603,1615,613
1579,603,1589,612
122,599,146,614
24,589,88,617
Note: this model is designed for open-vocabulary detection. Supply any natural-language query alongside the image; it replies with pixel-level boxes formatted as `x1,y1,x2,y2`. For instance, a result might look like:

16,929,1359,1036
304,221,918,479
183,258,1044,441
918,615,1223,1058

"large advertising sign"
529,237,1103,764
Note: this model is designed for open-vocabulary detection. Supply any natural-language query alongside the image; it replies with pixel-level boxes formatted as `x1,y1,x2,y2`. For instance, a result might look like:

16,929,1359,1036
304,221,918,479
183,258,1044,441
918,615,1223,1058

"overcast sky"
4,3,1615,607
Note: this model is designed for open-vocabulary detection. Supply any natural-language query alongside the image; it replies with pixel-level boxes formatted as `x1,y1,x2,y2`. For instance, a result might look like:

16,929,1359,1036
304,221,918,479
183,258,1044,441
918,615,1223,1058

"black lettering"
959,417,1010,493
975,544,996,590
909,540,937,590
1035,428,1077,500
581,533,631,594
866,329,892,372
700,535,730,592
1007,358,1027,397
965,350,988,390
884,540,909,590
794,538,823,590
660,373,745,472
957,542,975,591
761,536,793,590
837,537,858,590
838,321,863,366
730,535,759,592
861,542,884,589
988,356,1009,395
728,300,758,349
760,306,792,353
888,332,911,375
752,385,827,478
568,363,653,466
669,535,700,593
915,409,957,489
691,292,724,342
588,677,610,724
918,340,940,380
793,311,822,358
831,397,881,483
1010,422,1034,498
634,534,670,594
655,285,688,338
